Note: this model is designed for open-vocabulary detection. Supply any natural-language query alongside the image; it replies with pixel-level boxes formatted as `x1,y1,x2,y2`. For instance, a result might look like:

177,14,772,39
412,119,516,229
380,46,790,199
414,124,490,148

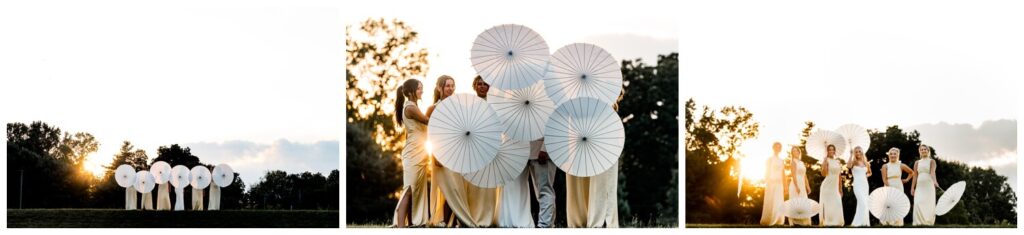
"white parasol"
462,135,531,188
428,93,504,173
115,164,137,188
544,97,625,177
470,24,549,90
936,181,967,215
835,124,870,160
134,170,155,194
870,186,911,222
212,163,235,187
544,43,622,106
190,166,212,190
487,82,556,142
805,130,847,161
150,161,171,184
783,197,820,219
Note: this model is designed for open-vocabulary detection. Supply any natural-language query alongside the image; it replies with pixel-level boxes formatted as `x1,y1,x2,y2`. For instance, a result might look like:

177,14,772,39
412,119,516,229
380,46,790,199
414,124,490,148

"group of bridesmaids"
390,75,619,228
761,142,941,226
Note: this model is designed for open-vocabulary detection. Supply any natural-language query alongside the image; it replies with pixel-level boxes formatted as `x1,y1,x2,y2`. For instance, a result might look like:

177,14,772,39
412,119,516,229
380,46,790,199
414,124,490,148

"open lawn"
686,224,1016,228
7,209,339,228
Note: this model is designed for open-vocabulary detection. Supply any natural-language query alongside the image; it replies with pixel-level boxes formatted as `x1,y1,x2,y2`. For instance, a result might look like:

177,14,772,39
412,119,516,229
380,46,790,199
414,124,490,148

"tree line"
7,121,338,210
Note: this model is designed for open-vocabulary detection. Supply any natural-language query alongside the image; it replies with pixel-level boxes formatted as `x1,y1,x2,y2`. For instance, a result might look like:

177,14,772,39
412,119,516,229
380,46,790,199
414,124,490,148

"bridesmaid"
465,76,499,227
847,146,872,227
426,75,476,227
819,144,844,226
566,92,624,228
392,79,430,227
880,147,914,226
760,142,786,226
912,144,939,226
786,146,812,226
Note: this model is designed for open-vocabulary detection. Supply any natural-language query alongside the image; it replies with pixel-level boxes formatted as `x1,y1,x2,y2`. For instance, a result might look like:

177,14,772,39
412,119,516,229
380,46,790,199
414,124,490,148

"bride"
847,146,872,226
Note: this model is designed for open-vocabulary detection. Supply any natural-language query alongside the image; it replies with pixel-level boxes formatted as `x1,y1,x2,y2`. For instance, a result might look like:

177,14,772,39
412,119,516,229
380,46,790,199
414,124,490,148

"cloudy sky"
343,0,679,106
1,4,342,188
680,1,1020,189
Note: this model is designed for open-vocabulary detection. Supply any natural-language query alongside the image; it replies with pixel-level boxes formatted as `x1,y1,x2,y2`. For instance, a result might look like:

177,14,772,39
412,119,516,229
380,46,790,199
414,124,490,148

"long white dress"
156,184,171,210
819,158,844,226
913,159,936,226
760,156,785,225
851,166,870,226
125,186,137,210
587,161,619,228
566,162,620,228
497,167,534,228
392,100,430,227
788,160,811,226
882,162,905,226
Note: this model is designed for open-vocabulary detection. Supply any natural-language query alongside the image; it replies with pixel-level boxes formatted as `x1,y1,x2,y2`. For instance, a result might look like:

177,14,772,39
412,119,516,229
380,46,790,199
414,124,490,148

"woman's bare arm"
405,105,429,124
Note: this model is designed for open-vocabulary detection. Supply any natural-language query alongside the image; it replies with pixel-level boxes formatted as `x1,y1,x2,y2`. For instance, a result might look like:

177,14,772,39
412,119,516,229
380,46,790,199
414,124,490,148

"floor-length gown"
788,160,812,226
882,162,905,226
391,100,430,227
913,159,936,226
157,184,171,210
565,174,590,228
851,166,870,226
140,192,153,210
586,161,619,228
192,188,204,210
433,164,476,226
208,186,221,210
819,158,844,226
466,183,498,227
760,156,785,226
125,186,137,210
498,167,534,228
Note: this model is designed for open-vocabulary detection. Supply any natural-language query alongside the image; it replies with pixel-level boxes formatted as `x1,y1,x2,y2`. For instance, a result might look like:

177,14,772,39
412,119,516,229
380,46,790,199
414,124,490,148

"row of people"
391,75,619,228
763,143,939,226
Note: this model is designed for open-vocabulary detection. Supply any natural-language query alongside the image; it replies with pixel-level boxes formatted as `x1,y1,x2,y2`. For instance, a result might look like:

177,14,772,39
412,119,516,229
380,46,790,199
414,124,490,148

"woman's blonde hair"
433,75,455,104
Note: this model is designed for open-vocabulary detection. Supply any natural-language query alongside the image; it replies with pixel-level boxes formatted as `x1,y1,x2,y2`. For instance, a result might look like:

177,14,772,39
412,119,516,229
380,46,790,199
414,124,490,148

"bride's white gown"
851,166,870,226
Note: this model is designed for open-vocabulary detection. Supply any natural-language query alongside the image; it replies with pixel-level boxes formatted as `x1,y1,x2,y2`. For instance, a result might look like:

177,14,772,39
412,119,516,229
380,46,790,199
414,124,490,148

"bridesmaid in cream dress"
760,142,786,226
392,79,430,227
425,75,474,227
787,146,812,226
465,76,499,227
566,95,624,228
880,147,914,226
819,144,844,226
912,144,939,226
847,146,872,227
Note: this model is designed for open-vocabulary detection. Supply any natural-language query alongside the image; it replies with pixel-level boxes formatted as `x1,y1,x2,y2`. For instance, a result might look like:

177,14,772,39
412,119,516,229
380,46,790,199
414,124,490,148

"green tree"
6,121,92,208
93,141,150,208
245,170,335,210
617,53,678,225
684,99,760,223
346,17,430,155
345,123,401,223
345,17,427,223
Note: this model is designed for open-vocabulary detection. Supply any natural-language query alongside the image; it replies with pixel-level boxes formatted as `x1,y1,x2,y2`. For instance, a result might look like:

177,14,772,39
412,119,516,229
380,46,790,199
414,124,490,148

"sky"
343,0,679,108
679,1,1021,190
0,5,343,188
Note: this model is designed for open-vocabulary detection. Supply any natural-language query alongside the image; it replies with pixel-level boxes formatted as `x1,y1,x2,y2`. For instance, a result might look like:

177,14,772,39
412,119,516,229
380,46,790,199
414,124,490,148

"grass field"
7,209,339,228
346,217,678,228
686,224,1016,228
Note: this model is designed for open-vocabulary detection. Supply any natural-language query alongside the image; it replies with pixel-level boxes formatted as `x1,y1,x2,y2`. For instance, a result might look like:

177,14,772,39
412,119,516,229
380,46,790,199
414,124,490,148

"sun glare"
82,153,107,178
